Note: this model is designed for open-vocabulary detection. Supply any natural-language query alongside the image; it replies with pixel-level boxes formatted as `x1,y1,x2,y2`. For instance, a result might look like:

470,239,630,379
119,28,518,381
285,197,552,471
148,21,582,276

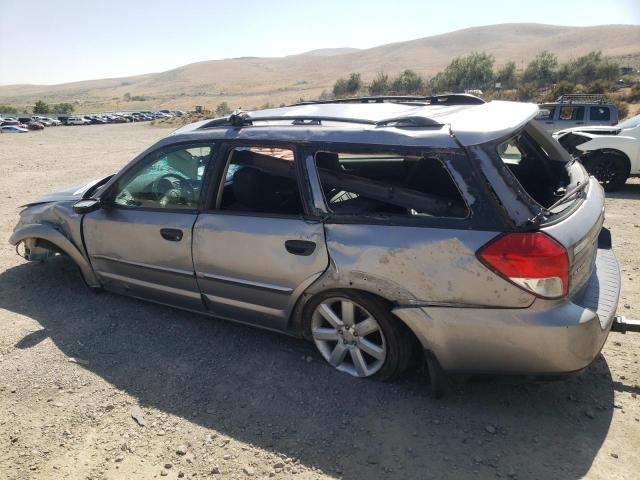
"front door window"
114,145,212,209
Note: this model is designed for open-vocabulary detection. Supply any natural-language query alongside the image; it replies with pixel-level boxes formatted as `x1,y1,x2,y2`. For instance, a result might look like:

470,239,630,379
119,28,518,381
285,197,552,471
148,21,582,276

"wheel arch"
288,284,422,357
10,223,100,287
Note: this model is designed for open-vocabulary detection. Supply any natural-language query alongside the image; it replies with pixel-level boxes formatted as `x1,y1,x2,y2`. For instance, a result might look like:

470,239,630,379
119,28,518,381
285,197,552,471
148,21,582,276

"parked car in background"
1,125,28,133
27,121,45,130
554,113,640,191
67,116,90,125
10,95,624,383
2,119,29,129
535,94,618,133
32,116,60,126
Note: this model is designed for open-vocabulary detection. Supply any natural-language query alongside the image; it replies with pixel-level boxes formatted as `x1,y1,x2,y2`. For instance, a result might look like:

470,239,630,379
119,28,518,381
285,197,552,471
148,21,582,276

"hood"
21,176,111,207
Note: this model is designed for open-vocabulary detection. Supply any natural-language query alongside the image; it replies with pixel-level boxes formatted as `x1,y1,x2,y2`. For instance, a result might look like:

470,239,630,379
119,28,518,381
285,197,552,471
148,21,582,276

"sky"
0,0,639,86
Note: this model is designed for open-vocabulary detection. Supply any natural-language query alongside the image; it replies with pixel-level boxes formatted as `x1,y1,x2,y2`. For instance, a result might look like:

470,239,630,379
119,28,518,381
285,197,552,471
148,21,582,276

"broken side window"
313,150,468,218
496,124,569,208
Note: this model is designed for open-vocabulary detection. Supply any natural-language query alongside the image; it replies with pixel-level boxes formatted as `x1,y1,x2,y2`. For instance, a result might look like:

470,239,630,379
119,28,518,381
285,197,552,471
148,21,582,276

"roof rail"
555,94,609,104
198,113,378,129
197,112,444,130
290,93,485,106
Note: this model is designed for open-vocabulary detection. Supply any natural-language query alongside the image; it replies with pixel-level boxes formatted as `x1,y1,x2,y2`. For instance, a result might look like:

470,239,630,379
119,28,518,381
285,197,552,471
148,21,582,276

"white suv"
66,116,90,126
554,113,640,191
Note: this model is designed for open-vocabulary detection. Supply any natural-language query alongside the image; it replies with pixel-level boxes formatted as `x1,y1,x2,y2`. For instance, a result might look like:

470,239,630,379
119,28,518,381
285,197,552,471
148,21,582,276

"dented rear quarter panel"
315,223,534,308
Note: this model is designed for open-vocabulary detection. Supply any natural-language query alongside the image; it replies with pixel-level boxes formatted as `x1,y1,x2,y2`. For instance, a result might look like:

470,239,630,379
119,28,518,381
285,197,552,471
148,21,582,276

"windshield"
618,114,640,129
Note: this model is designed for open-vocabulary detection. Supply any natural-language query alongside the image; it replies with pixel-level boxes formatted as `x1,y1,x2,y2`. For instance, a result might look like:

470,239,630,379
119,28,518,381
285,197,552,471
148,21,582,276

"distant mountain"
297,48,361,57
1,23,638,112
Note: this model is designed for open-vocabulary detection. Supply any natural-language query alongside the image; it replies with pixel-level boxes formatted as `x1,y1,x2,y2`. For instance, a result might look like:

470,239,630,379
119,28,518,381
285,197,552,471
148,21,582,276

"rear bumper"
393,246,620,374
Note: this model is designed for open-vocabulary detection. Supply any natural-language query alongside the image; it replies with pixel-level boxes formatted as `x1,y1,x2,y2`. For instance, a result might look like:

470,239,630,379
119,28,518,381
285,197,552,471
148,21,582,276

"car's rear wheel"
305,290,414,380
583,152,630,192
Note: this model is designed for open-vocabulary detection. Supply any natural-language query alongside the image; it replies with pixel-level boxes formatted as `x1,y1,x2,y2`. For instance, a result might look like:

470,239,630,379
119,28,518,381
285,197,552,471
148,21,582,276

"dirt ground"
0,123,639,480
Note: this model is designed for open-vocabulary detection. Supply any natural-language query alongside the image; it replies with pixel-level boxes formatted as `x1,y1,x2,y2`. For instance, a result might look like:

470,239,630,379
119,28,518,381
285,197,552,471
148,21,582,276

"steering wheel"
150,173,196,207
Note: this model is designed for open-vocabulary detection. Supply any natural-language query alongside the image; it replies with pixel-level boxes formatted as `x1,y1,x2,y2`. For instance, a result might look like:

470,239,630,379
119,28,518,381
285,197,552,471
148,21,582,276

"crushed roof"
171,100,539,146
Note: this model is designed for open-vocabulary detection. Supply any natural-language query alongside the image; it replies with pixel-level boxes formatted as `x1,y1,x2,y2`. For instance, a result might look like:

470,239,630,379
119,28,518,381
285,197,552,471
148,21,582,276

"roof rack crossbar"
291,94,485,107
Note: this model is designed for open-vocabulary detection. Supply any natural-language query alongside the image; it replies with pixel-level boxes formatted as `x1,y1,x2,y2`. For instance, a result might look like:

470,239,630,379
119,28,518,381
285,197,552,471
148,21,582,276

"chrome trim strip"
196,271,293,293
91,254,195,277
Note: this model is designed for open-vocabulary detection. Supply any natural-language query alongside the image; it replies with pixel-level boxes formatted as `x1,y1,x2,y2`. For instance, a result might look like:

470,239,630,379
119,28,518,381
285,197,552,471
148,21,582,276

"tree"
556,51,619,84
333,72,362,98
431,52,494,92
369,71,390,96
391,70,425,95
33,100,50,114
50,103,74,114
495,61,517,89
0,104,18,114
123,92,131,101
215,102,231,116
521,51,558,87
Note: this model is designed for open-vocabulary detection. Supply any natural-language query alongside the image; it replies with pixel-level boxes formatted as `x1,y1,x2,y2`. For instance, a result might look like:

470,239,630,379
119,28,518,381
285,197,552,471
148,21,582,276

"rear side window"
216,146,303,216
559,106,584,121
313,151,467,218
590,106,610,121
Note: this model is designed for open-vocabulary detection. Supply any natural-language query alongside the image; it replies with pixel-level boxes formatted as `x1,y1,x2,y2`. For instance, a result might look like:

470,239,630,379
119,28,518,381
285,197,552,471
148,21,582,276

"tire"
303,290,415,381
583,153,630,192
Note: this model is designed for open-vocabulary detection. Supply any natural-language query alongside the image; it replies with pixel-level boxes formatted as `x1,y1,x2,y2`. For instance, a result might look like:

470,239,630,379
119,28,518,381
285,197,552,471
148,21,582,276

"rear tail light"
476,232,569,299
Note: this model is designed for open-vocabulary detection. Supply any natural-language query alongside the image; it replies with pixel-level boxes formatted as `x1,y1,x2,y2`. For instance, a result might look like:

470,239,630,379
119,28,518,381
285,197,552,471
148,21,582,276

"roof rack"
555,94,609,104
198,112,444,129
290,93,485,106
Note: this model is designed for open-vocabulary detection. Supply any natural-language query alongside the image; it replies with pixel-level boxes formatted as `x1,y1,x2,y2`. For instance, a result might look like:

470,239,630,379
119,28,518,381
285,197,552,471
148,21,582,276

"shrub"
369,71,390,96
391,70,425,95
0,104,18,114
33,100,50,114
215,102,231,116
333,73,362,98
521,51,558,87
431,52,494,93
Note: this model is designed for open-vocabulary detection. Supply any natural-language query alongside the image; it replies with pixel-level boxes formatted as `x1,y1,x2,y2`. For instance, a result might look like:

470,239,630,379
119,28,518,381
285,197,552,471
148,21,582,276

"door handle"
160,228,183,241
285,239,316,256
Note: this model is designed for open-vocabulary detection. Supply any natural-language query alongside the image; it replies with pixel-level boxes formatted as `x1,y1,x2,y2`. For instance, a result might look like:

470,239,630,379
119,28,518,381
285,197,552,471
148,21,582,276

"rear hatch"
483,120,605,297
541,174,604,297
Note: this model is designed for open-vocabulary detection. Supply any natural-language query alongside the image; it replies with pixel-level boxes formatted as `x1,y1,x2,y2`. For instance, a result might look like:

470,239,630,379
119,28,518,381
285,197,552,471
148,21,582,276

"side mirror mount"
73,198,101,214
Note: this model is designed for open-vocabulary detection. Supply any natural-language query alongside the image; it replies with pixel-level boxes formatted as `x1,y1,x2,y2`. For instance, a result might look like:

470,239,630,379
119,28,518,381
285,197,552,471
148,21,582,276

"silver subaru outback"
10,95,623,382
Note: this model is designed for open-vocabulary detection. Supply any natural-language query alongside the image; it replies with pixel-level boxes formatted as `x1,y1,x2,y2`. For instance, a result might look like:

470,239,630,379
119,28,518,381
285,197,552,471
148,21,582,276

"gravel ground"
0,123,639,480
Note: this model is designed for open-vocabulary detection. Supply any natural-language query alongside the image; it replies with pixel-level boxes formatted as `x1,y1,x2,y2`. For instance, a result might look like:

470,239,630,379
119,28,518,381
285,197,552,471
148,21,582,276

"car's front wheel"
305,291,414,380
583,152,630,192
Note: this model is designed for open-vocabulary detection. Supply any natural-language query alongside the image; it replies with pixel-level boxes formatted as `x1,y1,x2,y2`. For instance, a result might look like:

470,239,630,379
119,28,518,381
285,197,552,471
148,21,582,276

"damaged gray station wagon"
11,95,624,383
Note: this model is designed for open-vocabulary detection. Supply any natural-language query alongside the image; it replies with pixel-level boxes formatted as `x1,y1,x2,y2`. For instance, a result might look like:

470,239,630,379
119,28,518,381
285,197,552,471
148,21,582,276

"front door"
192,145,328,330
84,143,214,311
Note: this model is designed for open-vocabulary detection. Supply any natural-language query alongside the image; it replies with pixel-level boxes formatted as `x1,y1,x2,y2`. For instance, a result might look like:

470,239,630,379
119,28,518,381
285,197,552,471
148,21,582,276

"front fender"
578,136,640,172
9,223,100,287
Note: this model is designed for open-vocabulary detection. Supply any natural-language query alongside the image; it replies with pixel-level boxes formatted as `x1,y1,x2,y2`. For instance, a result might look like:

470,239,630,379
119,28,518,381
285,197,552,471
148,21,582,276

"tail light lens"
476,232,569,299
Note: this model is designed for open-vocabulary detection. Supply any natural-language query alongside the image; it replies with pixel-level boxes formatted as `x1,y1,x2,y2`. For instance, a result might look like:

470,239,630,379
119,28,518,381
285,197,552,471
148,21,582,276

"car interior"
217,147,468,218
314,151,468,217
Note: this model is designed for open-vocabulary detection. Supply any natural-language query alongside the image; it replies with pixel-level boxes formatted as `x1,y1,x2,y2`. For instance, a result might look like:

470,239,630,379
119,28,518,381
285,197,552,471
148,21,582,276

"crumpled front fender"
9,223,100,287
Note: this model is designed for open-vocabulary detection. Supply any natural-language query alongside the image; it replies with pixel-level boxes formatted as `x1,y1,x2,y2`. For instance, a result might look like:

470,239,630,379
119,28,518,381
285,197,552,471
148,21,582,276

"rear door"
192,144,328,330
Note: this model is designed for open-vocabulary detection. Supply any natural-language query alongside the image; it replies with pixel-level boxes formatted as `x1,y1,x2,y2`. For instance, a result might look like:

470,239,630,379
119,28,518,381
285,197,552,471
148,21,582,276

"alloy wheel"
311,297,387,378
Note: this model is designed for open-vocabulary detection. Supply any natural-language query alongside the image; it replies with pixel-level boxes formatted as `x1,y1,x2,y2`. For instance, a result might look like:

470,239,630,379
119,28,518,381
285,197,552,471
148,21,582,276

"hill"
1,23,639,112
